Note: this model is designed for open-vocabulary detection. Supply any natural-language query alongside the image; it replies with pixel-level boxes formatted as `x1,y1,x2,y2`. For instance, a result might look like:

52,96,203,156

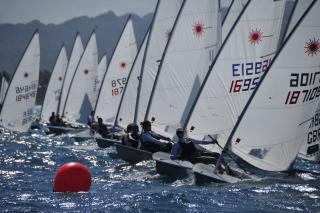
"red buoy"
53,162,91,192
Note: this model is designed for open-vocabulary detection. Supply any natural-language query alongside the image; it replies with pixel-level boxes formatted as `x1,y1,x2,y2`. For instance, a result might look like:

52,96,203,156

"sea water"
0,129,319,212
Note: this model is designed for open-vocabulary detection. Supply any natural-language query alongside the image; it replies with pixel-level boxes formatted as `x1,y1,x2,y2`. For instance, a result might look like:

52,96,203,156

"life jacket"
178,139,197,159
128,133,140,148
141,132,162,152
99,124,109,138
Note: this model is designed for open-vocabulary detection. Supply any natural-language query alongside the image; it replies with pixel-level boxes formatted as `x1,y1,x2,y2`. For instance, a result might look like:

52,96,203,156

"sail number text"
111,77,127,96
285,72,320,105
229,59,271,93
15,83,37,102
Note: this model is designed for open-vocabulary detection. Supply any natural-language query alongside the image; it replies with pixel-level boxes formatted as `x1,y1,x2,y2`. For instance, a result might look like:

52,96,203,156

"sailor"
55,113,64,126
122,123,140,148
140,120,172,152
97,117,109,138
170,127,219,164
49,112,56,125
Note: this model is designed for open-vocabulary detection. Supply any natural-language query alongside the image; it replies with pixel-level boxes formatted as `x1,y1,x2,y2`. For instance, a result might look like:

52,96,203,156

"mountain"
0,11,153,77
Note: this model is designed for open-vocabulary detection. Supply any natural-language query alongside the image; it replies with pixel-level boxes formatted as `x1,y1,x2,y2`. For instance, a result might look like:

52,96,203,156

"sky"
0,0,158,24
0,0,232,25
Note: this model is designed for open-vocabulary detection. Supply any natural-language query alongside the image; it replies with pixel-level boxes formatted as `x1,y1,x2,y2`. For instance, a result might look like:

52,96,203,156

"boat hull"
115,143,152,164
152,152,193,176
193,163,245,184
47,126,85,135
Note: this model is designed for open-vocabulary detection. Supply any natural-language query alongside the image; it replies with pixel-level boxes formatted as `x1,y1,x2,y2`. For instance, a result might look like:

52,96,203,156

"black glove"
211,139,217,144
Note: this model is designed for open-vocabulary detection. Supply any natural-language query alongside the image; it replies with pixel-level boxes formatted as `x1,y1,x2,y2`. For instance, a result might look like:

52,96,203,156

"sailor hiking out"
170,128,220,164
140,120,172,152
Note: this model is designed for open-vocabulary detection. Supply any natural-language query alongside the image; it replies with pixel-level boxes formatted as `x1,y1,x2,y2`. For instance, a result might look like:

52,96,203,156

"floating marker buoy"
53,162,91,192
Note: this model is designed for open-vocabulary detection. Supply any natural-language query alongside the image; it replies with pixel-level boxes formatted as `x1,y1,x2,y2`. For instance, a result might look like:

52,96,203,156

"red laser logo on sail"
249,29,262,45
120,62,126,69
305,38,320,56
193,22,204,37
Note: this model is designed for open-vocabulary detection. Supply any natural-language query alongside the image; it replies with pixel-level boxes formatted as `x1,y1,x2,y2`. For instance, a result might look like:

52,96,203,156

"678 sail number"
111,77,127,96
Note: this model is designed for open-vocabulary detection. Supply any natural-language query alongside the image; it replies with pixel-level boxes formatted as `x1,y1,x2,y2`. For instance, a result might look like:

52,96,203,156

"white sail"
285,0,313,39
94,17,137,124
40,45,68,122
299,103,320,161
58,33,84,115
229,0,320,171
94,55,107,99
146,0,220,135
0,77,8,104
63,31,98,124
221,0,248,40
116,31,149,129
0,30,40,132
186,0,286,145
136,0,183,123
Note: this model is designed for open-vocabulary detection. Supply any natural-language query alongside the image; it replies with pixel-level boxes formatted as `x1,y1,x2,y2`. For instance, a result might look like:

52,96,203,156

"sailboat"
193,0,320,183
63,30,98,125
284,0,320,162
93,16,137,146
144,0,220,175
40,44,68,123
153,0,286,177
94,16,137,128
184,0,286,145
58,33,84,116
106,0,183,163
135,0,184,123
72,54,107,142
0,30,40,132
111,30,151,161
45,33,84,134
0,77,9,105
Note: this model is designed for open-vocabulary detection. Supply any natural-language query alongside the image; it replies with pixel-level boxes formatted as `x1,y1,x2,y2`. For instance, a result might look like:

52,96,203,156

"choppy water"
0,129,320,212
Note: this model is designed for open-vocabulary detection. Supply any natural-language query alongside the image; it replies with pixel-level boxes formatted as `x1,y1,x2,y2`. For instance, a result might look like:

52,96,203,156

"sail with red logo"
0,30,40,132
40,45,68,123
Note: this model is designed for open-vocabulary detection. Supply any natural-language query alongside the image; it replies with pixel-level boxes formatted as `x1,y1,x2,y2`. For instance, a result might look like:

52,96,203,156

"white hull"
192,163,257,184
